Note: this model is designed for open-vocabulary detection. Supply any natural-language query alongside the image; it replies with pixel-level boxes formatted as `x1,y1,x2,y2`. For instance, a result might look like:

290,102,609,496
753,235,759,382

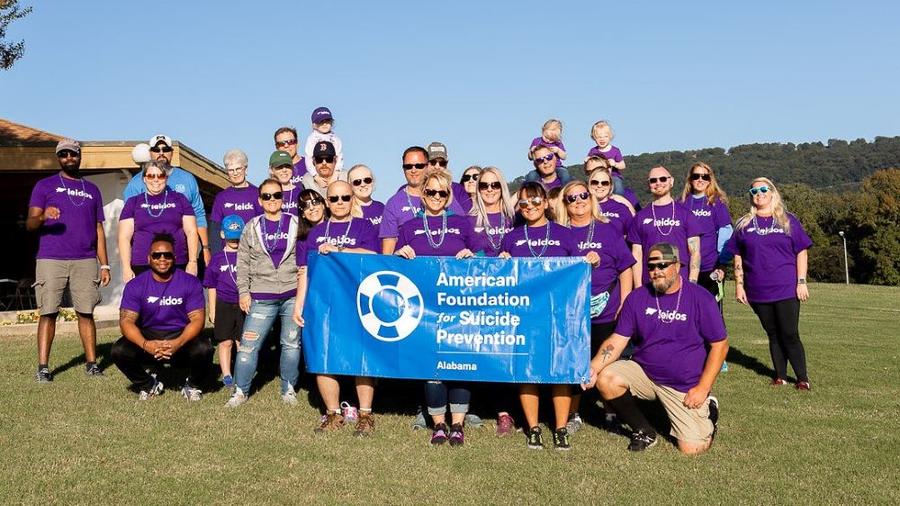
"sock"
605,391,656,437
360,408,372,413
86,361,96,367
38,363,48,370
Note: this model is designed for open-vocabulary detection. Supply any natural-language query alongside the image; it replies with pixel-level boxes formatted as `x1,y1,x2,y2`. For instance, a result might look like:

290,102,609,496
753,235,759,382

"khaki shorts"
34,259,101,315
607,360,714,444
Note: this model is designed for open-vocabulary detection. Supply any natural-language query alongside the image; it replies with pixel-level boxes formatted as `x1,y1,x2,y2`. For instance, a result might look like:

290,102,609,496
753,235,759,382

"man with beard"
582,243,728,454
26,139,111,382
111,234,211,401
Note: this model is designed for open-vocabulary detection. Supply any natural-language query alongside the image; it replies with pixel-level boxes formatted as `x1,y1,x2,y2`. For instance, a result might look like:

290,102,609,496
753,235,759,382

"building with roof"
0,118,228,311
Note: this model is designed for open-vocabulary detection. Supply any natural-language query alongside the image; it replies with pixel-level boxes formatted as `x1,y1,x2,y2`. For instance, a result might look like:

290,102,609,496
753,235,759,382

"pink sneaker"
496,413,515,437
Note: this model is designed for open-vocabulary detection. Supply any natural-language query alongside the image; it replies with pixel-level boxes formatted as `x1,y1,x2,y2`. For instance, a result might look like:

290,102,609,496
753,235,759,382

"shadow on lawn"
726,345,780,380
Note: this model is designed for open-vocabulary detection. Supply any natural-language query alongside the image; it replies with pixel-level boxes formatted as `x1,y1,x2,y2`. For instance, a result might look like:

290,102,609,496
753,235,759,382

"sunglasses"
648,176,671,184
461,173,479,183
478,181,502,191
328,194,352,203
691,173,712,181
150,251,175,260
402,163,427,171
424,189,450,198
314,156,335,164
57,150,79,158
275,139,298,147
227,166,247,173
517,196,544,209
149,147,173,153
647,261,675,272
351,177,373,186
749,185,770,196
565,192,590,204
299,198,324,210
429,160,449,168
144,173,168,180
534,153,555,164
589,179,611,187
260,191,284,201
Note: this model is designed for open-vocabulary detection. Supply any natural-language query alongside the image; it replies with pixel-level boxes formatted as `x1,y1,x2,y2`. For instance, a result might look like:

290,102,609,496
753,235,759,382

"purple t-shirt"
120,269,206,332
378,186,467,239
203,250,239,304
501,222,578,257
359,200,386,228
615,283,727,392
726,214,812,304
587,145,624,176
252,213,295,300
280,185,301,217
621,188,642,212
120,190,194,266
627,201,700,284
530,137,567,167
397,214,474,257
597,199,634,237
298,218,379,267
469,213,514,257
570,221,636,324
683,195,732,271
211,184,262,225
452,182,473,215
29,174,105,260
291,158,308,185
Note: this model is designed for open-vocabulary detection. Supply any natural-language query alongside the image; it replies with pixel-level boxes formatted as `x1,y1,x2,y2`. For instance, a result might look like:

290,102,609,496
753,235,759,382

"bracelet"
99,265,111,270
797,278,807,285
202,246,210,250
188,260,198,264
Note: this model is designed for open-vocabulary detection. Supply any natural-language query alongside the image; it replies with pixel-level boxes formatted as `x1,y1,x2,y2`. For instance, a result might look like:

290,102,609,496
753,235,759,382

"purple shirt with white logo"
502,222,578,257
252,213,295,300
29,174,105,260
280,186,301,217
727,213,812,304
597,199,634,237
570,221,636,324
587,145,624,177
211,184,262,225
359,200,386,228
615,283,727,392
627,201,700,284
397,214,474,257
120,269,206,332
120,190,194,266
203,250,239,304
469,213,514,257
291,158,308,185
298,218,379,267
530,137,567,167
379,186,467,239
682,195,732,271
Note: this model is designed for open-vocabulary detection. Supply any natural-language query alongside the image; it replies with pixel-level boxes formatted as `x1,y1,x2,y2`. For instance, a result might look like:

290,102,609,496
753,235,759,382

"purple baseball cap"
311,106,333,124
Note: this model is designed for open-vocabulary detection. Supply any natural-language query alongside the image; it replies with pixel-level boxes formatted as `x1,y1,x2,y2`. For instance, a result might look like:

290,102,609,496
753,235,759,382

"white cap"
132,143,151,164
148,134,172,147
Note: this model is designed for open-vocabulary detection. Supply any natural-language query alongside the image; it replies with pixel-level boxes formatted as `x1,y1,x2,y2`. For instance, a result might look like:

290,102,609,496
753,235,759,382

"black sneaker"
553,427,571,451
627,430,658,452
525,426,544,450
85,363,104,377
36,366,52,383
708,396,719,442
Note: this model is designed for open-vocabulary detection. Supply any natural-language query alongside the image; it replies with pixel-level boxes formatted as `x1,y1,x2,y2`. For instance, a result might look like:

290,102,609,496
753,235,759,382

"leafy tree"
1,1,32,70
849,169,900,285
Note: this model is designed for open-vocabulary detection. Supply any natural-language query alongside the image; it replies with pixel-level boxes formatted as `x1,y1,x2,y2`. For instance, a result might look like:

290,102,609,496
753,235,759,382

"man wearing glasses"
523,145,572,191
273,126,309,185
123,134,211,264
582,242,727,454
26,139,111,382
111,233,211,401
210,149,262,250
300,141,345,197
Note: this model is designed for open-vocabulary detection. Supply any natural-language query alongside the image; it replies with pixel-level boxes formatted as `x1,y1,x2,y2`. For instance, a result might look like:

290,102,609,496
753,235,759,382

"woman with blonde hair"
727,178,813,390
584,157,636,236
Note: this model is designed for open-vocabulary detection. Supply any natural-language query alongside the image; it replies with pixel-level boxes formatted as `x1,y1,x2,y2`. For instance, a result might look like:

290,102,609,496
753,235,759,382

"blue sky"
4,1,900,199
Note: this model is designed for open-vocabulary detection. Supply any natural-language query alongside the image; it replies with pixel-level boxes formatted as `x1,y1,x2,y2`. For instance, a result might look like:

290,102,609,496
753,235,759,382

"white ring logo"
356,270,424,342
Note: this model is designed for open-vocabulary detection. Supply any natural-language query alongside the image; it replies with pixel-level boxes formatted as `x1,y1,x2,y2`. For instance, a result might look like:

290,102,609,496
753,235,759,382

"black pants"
750,298,808,382
111,329,213,391
698,271,724,314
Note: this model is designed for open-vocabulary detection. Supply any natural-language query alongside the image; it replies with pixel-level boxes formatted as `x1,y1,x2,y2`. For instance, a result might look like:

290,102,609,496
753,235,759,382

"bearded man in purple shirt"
583,242,728,454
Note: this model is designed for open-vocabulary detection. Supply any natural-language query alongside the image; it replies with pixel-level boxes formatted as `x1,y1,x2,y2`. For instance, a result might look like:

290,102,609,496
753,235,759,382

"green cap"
648,242,682,264
269,150,293,168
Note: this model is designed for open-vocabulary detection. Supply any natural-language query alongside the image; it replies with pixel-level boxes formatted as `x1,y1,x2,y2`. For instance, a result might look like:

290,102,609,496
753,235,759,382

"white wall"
85,171,131,311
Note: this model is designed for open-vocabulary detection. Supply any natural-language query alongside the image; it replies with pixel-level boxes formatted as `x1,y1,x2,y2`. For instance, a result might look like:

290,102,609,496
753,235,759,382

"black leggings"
750,298,808,382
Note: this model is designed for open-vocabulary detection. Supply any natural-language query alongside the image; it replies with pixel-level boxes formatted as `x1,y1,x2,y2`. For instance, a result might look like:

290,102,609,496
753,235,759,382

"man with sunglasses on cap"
26,139,111,382
123,134,211,265
111,233,212,401
582,242,728,454
300,141,345,198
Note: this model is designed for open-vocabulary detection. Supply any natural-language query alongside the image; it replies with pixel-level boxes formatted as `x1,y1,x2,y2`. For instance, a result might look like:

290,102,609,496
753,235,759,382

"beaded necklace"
58,173,87,207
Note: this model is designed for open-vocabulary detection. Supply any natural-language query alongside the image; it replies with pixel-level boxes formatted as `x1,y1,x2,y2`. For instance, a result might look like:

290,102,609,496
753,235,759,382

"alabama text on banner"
302,253,590,383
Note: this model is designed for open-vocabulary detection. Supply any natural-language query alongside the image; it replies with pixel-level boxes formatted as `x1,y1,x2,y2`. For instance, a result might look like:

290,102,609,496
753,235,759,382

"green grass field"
1,283,898,504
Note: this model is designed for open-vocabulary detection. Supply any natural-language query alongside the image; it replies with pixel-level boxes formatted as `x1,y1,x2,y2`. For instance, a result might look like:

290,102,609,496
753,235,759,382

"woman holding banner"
395,169,477,447
500,181,580,451
294,180,380,436
554,180,635,434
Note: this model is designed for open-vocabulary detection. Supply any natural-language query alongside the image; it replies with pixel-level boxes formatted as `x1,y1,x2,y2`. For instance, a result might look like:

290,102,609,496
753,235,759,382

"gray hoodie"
237,214,300,298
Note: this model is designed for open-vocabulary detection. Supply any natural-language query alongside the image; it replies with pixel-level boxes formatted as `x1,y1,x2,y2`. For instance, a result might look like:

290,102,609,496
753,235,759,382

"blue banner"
302,253,590,383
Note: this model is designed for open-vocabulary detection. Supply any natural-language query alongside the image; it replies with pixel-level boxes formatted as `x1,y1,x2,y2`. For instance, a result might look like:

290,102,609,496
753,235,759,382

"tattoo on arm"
187,309,204,321
600,344,614,365
119,309,138,323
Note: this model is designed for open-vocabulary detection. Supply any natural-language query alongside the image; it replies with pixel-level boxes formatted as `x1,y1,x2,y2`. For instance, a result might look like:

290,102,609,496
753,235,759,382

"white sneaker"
282,389,298,406
225,388,248,408
181,384,203,402
139,380,164,401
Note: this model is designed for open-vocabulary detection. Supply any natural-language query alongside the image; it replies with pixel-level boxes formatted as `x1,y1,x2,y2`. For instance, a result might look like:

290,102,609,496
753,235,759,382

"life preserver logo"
356,270,423,342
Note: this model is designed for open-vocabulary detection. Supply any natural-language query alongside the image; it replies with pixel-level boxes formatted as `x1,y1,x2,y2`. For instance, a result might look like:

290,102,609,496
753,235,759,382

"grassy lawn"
1,283,898,504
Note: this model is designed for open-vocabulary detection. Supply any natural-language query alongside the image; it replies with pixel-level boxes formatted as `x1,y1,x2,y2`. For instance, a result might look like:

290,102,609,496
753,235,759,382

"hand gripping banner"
302,253,590,383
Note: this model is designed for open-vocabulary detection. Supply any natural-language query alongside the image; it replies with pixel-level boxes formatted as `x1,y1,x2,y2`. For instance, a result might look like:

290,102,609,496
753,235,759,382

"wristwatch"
99,265,111,271
797,278,807,285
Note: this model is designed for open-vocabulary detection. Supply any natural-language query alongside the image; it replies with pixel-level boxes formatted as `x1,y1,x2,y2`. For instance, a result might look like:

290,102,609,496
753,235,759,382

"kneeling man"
112,233,212,400
584,242,728,454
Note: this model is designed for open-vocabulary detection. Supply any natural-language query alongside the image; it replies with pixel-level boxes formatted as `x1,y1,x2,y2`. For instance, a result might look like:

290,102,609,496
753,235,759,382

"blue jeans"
234,298,300,395
612,173,625,196
425,381,471,416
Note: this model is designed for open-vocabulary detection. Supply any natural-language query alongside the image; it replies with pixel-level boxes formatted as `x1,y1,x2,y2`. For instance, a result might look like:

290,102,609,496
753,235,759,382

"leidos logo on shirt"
219,264,236,273
317,236,358,247
225,202,254,211
747,227,785,236
600,211,620,218
55,187,94,199
578,241,603,250
646,306,687,321
692,209,712,217
140,202,177,211
643,218,681,226
369,216,383,225
414,228,461,236
265,232,290,241
514,239,560,247
475,226,512,235
146,296,183,306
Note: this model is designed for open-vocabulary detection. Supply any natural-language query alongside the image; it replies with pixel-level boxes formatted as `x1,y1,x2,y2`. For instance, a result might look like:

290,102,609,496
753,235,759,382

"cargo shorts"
34,258,101,315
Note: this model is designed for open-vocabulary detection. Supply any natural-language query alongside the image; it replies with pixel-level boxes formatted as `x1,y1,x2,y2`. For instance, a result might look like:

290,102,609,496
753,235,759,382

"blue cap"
311,106,333,123
222,215,245,240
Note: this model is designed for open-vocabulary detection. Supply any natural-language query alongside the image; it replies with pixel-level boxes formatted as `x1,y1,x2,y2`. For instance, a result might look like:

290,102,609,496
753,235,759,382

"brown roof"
0,118,66,147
